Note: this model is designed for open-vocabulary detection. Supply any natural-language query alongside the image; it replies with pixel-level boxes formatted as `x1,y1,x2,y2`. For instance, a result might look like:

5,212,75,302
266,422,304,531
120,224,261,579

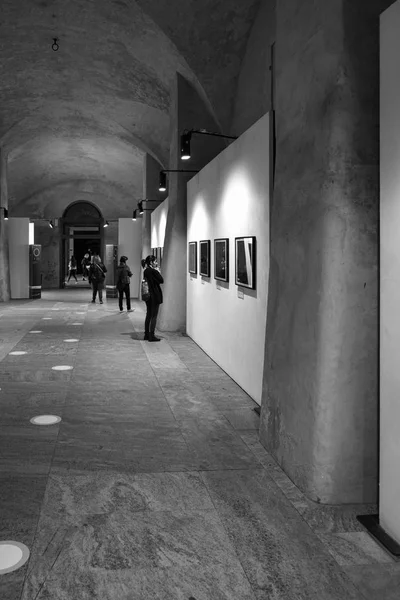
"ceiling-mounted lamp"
180,131,192,160
52,37,59,51
103,220,109,228
48,219,54,228
180,128,238,161
132,209,137,221
138,201,143,215
158,169,199,193
0,207,8,220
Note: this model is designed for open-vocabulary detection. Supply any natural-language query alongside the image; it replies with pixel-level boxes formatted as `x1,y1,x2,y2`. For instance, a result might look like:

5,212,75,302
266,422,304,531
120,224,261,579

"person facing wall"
141,255,164,342
116,255,133,313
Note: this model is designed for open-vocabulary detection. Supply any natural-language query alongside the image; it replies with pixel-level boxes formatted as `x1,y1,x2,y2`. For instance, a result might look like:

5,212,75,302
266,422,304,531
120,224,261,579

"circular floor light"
42,317,52,320
0,541,30,574
63,339,79,343
9,351,27,356
30,415,61,425
29,331,42,334
52,365,73,371
71,323,83,326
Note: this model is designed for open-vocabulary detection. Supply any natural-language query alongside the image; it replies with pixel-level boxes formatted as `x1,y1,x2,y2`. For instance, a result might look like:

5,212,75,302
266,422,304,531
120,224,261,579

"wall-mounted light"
103,220,109,228
132,209,137,221
52,37,59,51
48,220,54,228
138,201,143,215
0,207,8,220
158,169,199,193
180,131,192,160
180,128,238,161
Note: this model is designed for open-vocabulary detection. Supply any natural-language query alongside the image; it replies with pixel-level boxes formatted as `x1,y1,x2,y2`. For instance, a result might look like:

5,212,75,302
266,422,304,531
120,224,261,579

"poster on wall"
199,240,211,277
188,241,197,274
235,236,256,289
214,238,229,282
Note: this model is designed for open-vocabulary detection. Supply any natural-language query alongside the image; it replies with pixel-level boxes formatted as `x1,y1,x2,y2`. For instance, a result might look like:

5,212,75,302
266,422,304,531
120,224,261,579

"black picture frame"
235,236,256,289
188,241,197,274
199,240,211,277
214,238,229,282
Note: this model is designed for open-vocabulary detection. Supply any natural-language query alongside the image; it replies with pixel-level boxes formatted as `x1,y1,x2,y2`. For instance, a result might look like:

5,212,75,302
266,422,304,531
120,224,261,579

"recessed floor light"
30,415,61,425
0,541,30,574
52,365,73,371
71,323,82,325
29,331,42,334
64,339,79,343
42,318,52,320
76,312,85,314
9,351,27,356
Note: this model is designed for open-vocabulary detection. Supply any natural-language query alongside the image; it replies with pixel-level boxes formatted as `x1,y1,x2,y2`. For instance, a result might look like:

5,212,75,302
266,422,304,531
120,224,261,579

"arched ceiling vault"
0,0,260,214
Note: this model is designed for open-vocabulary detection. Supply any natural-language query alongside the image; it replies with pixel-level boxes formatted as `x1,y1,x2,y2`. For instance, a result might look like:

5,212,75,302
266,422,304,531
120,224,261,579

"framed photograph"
235,236,256,289
199,240,211,277
188,241,197,274
214,238,229,282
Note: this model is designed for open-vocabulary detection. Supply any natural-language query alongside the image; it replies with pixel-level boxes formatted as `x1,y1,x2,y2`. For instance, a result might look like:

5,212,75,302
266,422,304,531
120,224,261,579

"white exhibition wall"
187,112,270,404
9,218,30,299
118,218,142,298
380,1,400,546
151,198,169,249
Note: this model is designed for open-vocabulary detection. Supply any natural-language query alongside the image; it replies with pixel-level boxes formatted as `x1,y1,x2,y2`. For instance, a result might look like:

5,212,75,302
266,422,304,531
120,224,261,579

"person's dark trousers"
91,282,102,302
118,284,131,311
67,270,77,282
145,299,160,340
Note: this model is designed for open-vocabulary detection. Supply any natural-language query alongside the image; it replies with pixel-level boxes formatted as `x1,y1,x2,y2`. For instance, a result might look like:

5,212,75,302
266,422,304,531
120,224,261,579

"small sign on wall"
237,287,244,299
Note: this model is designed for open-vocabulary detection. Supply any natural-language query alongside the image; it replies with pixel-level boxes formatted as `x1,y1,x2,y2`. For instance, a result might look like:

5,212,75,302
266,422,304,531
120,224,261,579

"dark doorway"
74,236,100,275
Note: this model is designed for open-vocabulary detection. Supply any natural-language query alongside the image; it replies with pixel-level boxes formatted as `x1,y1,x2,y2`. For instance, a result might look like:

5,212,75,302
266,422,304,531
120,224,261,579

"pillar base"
356,514,400,557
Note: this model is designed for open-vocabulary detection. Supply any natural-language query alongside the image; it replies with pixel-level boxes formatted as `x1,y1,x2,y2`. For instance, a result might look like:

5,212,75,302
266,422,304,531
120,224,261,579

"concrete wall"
259,0,383,504
379,0,400,545
151,198,169,249
118,218,142,298
231,0,276,137
8,218,30,299
187,113,269,404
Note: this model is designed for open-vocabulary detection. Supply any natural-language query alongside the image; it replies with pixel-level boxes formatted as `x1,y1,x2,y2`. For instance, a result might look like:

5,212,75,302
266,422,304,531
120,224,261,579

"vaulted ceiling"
0,0,260,217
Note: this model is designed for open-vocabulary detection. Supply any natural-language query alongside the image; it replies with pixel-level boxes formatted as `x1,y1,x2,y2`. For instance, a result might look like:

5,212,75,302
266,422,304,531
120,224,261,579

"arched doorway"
60,201,104,287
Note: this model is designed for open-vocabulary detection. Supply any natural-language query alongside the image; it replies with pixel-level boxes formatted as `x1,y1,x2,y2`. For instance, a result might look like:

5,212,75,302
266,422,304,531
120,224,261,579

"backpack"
141,278,150,301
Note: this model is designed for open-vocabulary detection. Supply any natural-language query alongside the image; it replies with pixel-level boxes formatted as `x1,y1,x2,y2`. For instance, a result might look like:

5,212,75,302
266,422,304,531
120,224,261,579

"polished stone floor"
0,290,398,599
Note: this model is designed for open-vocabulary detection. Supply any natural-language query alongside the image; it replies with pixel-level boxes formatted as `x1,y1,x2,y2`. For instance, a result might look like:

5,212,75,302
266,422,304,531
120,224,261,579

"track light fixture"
180,128,238,161
0,207,8,220
103,220,109,228
158,169,199,192
138,201,143,215
52,37,59,51
132,209,137,221
48,220,54,228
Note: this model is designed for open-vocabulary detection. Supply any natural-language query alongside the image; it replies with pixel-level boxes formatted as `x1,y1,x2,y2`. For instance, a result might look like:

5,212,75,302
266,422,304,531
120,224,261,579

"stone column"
0,147,10,301
142,154,166,260
259,0,383,504
157,73,225,332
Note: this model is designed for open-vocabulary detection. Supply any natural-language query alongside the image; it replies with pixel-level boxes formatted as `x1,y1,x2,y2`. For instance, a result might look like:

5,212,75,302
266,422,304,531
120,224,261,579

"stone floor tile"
342,563,400,600
317,532,396,566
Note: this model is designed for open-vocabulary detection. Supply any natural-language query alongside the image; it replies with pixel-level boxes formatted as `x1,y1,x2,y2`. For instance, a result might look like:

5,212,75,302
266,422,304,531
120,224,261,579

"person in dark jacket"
142,254,164,342
88,253,107,304
67,255,78,283
116,256,133,313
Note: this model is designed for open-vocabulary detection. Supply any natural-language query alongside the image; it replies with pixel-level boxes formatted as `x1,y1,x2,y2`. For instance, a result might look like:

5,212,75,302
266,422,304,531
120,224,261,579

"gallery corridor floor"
0,290,399,600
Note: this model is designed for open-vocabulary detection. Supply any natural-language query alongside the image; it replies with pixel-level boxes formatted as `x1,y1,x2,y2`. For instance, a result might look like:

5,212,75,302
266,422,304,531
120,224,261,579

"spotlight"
3,208,8,220
132,210,137,221
180,131,191,160
49,220,54,228
103,220,109,228
52,38,59,51
138,201,143,215
159,171,167,192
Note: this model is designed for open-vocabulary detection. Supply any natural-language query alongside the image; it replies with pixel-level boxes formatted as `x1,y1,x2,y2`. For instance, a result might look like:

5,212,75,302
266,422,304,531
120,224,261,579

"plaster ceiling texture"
0,0,260,217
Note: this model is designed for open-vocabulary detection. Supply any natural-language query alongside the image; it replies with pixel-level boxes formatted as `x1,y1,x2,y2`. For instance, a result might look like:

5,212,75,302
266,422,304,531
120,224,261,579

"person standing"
116,256,133,313
81,253,90,280
67,255,78,283
88,253,107,304
142,254,164,342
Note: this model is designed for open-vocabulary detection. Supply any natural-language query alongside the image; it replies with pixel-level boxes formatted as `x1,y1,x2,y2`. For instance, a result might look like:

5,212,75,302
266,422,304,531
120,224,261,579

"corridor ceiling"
0,0,259,216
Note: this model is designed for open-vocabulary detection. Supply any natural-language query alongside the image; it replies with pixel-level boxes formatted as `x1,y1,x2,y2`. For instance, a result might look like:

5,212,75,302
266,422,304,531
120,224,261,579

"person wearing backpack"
116,256,133,313
88,252,107,304
141,255,163,342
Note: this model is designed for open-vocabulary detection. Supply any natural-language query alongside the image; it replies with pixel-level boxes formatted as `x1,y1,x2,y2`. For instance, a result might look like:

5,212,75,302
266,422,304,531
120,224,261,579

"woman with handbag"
88,253,107,304
141,255,164,341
